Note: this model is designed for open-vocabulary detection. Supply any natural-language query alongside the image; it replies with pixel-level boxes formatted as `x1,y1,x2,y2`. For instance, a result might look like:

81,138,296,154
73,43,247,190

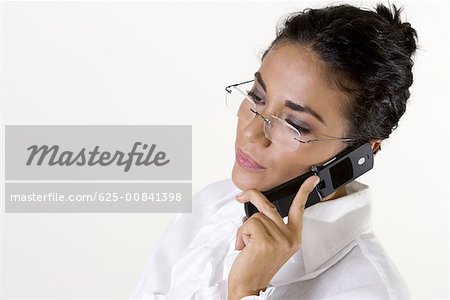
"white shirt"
130,178,411,299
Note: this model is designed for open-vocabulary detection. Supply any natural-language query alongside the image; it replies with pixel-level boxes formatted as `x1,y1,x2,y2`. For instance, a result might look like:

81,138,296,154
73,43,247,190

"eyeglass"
225,79,357,151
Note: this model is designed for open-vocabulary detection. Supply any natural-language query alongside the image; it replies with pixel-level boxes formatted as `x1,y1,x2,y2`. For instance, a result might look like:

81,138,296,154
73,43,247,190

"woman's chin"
231,162,267,191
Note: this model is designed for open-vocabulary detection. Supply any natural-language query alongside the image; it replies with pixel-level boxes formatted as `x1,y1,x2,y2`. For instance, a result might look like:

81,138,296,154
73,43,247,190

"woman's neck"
321,185,348,202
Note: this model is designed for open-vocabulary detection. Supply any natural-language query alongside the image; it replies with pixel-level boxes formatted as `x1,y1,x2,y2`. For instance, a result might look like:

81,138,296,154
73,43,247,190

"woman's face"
232,42,350,192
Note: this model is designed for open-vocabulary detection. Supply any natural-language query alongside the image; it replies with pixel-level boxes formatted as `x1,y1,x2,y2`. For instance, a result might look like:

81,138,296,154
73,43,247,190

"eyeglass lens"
226,82,306,151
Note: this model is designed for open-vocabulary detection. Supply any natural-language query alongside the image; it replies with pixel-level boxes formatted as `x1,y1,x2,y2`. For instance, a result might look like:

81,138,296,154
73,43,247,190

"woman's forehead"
259,43,328,92
258,43,348,129
260,45,342,102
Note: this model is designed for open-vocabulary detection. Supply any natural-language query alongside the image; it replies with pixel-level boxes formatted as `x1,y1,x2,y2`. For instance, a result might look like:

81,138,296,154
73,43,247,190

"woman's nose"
241,113,271,146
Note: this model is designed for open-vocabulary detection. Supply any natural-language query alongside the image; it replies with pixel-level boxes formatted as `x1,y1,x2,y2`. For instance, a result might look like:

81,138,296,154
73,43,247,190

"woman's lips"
236,148,265,170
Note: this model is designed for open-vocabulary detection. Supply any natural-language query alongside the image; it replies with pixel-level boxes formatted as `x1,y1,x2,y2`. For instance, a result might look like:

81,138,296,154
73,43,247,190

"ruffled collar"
158,179,372,297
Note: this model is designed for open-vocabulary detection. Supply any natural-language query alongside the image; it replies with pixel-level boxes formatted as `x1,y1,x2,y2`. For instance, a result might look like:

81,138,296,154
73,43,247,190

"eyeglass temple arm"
295,137,355,144
225,80,255,93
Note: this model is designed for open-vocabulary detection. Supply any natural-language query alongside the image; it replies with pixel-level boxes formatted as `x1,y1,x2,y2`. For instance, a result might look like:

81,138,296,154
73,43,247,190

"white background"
1,0,449,298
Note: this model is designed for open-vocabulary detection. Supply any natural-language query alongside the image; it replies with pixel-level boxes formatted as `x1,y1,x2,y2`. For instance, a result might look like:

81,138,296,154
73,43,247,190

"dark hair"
261,3,418,153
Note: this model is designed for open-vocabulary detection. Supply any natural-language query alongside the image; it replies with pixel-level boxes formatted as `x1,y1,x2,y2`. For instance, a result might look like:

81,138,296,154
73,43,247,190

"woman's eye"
247,90,264,104
287,120,310,134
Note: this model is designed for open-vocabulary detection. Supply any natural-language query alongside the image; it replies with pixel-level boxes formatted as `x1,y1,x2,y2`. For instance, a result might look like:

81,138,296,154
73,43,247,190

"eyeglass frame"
225,79,357,147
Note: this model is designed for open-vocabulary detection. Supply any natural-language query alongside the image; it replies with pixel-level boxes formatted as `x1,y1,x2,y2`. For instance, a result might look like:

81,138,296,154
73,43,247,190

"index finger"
287,175,320,233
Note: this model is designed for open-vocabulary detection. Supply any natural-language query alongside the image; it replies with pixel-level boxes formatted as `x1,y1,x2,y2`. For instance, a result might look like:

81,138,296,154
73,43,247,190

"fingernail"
314,177,320,186
236,192,243,198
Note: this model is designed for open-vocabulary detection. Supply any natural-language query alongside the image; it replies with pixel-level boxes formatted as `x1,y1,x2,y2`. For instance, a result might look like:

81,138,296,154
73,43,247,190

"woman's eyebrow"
285,100,326,125
254,71,327,126
254,72,267,91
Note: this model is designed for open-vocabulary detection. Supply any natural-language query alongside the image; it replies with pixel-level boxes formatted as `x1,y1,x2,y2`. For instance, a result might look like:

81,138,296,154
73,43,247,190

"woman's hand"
227,175,320,300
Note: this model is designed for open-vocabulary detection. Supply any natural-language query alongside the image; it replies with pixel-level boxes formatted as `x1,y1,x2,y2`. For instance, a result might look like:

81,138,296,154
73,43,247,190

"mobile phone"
244,142,374,218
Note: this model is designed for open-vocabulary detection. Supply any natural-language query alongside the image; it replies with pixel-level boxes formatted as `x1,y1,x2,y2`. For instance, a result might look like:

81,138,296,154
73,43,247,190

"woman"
131,2,418,299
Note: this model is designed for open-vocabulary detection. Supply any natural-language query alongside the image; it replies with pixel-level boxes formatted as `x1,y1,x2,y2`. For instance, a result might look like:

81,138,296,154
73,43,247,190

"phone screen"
329,157,353,189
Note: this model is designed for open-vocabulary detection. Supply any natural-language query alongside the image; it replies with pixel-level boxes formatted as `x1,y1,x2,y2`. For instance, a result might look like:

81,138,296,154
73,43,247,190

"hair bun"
398,21,418,56
376,3,418,57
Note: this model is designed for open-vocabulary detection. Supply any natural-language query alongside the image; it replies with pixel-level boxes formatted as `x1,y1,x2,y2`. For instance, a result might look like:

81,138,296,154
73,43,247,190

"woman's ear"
370,139,382,155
